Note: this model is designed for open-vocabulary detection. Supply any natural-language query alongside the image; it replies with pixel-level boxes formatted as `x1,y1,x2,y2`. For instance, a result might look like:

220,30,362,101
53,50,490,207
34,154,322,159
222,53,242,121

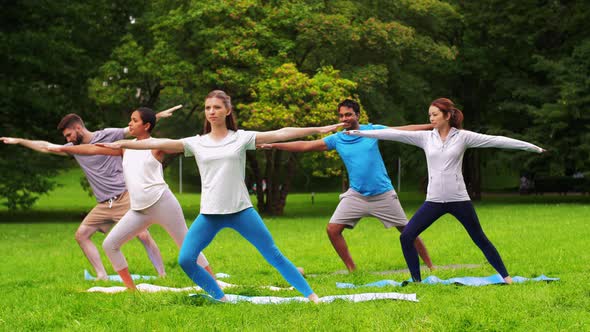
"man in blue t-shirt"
263,99,433,272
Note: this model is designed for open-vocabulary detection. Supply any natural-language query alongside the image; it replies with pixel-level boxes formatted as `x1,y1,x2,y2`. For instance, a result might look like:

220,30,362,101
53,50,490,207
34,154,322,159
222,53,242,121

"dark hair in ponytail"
430,98,464,129
135,107,156,132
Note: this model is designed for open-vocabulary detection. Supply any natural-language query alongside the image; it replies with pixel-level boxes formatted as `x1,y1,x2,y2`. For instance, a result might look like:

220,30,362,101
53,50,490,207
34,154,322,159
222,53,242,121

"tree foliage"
240,63,362,214
0,1,143,208
3,0,586,210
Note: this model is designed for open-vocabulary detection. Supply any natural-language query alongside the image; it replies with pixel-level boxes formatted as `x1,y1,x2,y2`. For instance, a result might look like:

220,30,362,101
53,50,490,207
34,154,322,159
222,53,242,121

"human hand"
318,123,346,134
0,137,20,144
156,105,183,119
256,143,274,150
344,130,360,135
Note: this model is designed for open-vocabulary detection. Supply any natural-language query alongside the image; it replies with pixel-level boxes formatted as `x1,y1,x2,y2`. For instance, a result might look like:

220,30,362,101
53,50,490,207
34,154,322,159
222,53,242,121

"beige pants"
82,191,130,228
103,189,209,271
329,188,408,229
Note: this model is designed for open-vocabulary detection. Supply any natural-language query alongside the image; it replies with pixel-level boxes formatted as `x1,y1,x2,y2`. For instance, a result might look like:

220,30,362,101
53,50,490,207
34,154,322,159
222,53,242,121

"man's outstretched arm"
258,139,328,152
0,137,68,156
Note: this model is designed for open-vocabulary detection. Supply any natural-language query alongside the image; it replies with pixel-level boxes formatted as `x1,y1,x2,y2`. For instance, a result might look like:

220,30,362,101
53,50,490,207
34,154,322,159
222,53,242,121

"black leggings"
400,201,509,281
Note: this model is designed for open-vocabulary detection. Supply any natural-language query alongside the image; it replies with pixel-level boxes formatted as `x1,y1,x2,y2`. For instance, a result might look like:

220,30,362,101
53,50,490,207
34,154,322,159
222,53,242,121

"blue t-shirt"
323,124,394,196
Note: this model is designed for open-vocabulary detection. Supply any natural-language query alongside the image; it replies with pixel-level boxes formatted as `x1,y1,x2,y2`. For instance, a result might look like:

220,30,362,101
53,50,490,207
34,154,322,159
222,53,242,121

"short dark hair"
57,113,85,131
136,107,157,132
337,99,360,115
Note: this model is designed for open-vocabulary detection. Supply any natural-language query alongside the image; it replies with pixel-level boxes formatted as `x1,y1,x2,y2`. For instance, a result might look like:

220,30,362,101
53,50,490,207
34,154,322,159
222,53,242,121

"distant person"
259,99,434,272
48,108,215,289
519,175,532,194
100,90,343,302
0,107,180,279
348,98,545,283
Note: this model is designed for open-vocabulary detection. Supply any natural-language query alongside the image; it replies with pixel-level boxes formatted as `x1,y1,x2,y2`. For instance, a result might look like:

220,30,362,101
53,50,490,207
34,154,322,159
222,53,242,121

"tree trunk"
276,153,297,214
463,149,482,201
247,152,266,213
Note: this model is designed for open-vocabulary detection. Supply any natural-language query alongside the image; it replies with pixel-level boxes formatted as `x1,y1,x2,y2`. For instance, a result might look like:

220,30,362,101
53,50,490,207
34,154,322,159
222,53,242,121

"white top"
182,130,256,214
351,128,543,202
122,140,168,210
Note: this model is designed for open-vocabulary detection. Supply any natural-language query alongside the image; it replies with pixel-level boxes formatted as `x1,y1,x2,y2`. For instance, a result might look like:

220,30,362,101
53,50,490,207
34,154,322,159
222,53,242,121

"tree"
0,1,142,208
240,63,362,214
447,0,572,199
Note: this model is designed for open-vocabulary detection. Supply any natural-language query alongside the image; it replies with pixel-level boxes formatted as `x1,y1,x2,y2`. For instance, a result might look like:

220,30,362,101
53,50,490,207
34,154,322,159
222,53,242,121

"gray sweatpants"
103,189,209,271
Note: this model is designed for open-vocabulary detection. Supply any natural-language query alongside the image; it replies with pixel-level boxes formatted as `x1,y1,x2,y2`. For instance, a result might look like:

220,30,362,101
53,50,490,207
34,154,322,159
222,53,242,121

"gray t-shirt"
67,128,126,202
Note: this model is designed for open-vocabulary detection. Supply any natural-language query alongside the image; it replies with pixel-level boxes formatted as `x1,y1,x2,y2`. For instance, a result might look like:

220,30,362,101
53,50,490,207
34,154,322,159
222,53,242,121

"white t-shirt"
182,130,256,214
122,141,168,210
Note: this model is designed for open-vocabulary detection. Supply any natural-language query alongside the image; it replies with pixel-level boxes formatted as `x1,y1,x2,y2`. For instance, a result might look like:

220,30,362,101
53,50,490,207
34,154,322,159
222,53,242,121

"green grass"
1,170,589,330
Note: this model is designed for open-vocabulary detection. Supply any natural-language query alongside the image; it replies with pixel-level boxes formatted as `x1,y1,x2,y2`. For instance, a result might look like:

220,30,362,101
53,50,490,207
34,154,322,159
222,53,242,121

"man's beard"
73,134,83,145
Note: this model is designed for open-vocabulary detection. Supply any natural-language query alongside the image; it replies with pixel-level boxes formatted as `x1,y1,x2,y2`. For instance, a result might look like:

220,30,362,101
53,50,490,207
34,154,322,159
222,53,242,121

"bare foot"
297,267,305,277
308,293,319,304
95,275,108,281
504,276,513,284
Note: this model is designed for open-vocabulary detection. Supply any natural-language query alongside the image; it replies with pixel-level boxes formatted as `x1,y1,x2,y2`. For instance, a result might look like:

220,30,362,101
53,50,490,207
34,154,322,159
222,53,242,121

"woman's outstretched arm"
254,123,344,145
346,128,427,148
99,138,184,153
461,130,545,153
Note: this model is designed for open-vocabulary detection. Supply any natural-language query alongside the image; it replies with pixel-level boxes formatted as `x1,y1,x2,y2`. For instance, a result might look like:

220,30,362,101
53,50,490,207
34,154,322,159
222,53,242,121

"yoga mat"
87,281,293,293
84,270,230,282
336,274,559,288
190,292,418,304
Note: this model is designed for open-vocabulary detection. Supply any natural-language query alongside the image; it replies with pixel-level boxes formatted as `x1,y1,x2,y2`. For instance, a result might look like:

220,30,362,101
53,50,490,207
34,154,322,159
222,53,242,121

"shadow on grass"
0,210,88,223
1,193,588,223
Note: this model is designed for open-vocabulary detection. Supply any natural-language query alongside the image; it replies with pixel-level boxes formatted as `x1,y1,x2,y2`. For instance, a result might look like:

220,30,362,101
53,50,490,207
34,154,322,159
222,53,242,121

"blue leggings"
400,201,509,281
178,207,314,299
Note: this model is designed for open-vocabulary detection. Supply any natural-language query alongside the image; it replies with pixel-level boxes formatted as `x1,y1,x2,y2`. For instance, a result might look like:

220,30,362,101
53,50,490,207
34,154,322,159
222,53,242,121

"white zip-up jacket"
349,127,543,202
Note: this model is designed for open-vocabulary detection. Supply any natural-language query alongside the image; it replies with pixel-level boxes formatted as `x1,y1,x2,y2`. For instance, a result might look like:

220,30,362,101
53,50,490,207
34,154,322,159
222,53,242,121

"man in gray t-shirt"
1,109,177,279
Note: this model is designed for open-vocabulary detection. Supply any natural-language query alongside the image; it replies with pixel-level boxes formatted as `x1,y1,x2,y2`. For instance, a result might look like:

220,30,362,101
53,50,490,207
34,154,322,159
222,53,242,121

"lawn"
1,170,589,331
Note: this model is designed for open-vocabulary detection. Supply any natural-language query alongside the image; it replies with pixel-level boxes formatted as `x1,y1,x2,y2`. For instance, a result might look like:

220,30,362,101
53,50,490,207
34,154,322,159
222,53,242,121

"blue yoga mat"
336,274,559,288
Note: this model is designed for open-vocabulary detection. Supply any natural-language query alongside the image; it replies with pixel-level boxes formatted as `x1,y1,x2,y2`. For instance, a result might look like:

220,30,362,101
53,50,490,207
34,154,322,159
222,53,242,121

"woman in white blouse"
104,90,343,303
348,98,545,283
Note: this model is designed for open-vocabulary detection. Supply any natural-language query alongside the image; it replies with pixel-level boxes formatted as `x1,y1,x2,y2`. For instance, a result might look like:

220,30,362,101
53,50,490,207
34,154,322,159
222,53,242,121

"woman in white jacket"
348,98,545,283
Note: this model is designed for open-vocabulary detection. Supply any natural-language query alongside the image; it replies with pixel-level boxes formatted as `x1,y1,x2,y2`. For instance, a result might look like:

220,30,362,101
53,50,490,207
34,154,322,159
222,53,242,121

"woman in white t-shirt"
104,90,343,303
348,98,545,284
51,108,214,290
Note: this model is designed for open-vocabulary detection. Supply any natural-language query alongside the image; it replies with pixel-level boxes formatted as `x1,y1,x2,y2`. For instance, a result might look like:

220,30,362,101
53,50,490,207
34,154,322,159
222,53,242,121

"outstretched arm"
0,137,68,156
48,144,123,156
347,128,427,148
462,131,545,153
258,139,328,152
254,123,344,145
390,124,434,131
99,138,184,153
